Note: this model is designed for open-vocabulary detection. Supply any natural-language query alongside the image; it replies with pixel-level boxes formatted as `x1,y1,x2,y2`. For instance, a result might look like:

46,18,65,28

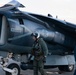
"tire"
58,65,74,72
6,63,20,75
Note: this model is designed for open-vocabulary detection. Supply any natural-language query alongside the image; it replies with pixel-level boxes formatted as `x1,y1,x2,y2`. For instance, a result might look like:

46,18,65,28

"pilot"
28,33,48,75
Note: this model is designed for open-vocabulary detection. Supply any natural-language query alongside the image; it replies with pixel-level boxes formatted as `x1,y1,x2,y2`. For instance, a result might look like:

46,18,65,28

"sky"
0,0,76,24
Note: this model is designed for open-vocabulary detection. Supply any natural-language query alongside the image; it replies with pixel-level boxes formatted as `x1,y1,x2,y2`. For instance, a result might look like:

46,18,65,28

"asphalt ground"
0,65,75,75
21,67,75,75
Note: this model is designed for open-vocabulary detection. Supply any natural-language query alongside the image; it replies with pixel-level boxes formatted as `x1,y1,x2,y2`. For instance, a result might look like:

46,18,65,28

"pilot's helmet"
31,33,40,38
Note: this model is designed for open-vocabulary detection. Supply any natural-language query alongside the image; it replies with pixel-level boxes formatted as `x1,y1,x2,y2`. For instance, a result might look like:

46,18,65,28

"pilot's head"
31,33,40,40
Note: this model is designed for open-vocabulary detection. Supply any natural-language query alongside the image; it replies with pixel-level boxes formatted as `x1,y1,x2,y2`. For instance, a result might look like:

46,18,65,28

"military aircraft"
0,0,75,75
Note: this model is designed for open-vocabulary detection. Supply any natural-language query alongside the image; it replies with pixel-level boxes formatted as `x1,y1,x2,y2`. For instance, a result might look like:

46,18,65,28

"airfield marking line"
46,71,65,74
46,71,59,74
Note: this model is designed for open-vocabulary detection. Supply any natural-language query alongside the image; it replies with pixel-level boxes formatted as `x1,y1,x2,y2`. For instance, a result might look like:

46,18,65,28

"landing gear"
0,53,20,75
58,65,74,72
6,64,20,75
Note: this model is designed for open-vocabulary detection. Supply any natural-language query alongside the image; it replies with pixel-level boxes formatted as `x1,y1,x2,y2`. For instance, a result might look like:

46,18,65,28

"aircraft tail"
0,0,25,9
7,0,25,8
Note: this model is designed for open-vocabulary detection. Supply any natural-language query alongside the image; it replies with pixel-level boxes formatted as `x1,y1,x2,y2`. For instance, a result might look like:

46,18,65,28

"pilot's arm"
28,45,35,61
39,38,48,57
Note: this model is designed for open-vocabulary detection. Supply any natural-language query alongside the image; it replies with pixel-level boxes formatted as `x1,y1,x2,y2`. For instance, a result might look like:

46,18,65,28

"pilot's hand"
28,59,31,63
43,56,46,63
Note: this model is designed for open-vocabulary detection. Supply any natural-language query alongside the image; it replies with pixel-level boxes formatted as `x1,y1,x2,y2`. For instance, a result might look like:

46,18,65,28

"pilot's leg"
33,60,38,75
38,60,46,75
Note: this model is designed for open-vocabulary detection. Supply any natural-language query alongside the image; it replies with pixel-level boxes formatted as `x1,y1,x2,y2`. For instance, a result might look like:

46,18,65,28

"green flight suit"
31,38,48,75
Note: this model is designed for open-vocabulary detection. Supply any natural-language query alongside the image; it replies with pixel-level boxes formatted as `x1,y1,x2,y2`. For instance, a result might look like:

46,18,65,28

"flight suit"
31,38,48,75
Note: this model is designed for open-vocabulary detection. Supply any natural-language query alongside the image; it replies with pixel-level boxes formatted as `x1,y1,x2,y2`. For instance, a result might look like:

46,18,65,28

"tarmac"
0,66,75,75
21,67,75,75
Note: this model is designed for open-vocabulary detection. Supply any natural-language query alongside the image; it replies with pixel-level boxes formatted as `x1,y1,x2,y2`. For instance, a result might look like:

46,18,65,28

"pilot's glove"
43,56,46,63
28,55,32,63
28,58,31,63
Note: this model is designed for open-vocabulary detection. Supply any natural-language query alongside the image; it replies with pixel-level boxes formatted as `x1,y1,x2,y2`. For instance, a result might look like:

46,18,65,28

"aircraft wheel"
58,65,74,72
6,63,20,75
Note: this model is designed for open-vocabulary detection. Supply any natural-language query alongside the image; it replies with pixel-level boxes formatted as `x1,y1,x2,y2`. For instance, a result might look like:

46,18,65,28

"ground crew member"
28,33,48,75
